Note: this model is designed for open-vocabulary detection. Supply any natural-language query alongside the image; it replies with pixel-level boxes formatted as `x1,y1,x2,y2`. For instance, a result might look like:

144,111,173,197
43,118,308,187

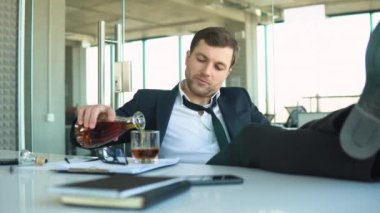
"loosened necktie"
182,96,228,150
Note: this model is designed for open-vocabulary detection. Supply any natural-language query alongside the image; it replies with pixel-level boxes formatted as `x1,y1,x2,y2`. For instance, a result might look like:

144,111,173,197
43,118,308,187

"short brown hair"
190,27,239,67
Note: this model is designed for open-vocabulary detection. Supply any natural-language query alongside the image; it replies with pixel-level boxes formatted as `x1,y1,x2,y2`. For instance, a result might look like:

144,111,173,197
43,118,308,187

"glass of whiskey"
130,130,160,163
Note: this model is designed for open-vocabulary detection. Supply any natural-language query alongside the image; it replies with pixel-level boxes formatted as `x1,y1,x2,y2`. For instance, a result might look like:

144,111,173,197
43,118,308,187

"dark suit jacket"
114,85,270,145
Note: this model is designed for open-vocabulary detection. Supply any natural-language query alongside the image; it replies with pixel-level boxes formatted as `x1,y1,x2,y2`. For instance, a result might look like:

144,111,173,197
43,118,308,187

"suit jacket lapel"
156,85,179,142
217,94,241,140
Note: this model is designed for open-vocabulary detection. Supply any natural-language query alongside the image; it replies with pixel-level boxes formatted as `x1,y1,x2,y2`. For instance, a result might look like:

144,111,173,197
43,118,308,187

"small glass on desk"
130,130,160,164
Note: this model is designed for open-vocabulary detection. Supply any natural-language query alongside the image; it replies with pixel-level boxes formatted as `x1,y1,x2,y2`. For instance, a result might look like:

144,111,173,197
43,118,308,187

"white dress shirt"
159,81,231,164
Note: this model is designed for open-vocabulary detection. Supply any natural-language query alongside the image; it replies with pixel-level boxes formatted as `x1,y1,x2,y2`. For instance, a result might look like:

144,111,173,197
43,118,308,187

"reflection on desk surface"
0,160,380,213
1,152,380,213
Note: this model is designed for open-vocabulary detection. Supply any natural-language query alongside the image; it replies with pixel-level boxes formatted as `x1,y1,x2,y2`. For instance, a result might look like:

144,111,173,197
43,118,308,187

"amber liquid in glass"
131,148,160,160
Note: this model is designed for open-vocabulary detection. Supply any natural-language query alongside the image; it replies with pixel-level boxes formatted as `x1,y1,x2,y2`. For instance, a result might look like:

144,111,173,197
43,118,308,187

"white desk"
1,154,380,213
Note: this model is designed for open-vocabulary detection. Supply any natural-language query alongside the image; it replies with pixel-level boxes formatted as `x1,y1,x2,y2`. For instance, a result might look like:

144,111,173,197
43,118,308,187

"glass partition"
22,0,380,155
25,0,126,155
260,5,379,124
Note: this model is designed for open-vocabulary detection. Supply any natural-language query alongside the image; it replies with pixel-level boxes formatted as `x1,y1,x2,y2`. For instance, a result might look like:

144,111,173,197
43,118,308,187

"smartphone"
185,175,243,185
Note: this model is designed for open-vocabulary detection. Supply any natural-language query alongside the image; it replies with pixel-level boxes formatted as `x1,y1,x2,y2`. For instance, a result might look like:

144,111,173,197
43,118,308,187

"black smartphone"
185,175,243,185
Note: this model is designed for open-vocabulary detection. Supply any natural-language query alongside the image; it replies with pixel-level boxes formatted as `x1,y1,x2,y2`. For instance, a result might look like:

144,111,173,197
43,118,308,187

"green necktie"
182,96,229,150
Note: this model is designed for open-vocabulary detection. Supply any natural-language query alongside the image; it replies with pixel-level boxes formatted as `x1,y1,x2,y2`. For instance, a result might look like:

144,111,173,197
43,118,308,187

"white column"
31,0,65,154
244,13,259,105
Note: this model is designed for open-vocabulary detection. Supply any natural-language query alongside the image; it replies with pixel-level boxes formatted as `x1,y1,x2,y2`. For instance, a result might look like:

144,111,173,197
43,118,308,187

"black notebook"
54,175,191,209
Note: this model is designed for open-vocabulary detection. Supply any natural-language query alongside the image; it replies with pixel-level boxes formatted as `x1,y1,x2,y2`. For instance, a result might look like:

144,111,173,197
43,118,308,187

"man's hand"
76,105,116,129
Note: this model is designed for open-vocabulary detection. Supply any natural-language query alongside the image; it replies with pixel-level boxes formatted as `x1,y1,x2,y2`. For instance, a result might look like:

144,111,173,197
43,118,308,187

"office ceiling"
65,0,380,44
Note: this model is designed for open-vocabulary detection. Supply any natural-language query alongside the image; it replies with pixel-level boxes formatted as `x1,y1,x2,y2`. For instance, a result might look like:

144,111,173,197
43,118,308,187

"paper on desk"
17,157,180,174
53,157,180,174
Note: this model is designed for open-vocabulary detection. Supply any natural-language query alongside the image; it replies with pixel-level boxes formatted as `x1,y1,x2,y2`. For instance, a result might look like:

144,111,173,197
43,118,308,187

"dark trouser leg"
208,105,379,181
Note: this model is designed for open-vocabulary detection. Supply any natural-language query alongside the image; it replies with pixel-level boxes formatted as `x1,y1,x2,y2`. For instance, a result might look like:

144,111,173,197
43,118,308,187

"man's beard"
185,78,214,98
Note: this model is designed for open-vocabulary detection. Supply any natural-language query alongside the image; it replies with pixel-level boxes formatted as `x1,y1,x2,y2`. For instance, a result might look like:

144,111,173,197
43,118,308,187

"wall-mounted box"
114,61,131,92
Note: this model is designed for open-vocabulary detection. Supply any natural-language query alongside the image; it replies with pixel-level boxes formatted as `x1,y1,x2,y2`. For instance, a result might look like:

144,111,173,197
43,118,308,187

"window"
261,11,371,123
124,41,143,92
85,45,113,105
145,36,180,89
83,10,379,125
180,34,194,80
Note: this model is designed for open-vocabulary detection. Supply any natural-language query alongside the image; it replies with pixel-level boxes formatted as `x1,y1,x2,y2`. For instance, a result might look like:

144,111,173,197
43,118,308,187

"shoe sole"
340,105,380,159
340,22,380,159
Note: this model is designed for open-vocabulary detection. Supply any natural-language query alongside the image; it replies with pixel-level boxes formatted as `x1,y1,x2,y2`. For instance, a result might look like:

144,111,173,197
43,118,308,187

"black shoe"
340,21,380,159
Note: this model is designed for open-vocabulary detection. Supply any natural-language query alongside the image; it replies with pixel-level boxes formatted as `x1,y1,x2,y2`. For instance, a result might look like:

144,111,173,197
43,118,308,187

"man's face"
184,39,233,102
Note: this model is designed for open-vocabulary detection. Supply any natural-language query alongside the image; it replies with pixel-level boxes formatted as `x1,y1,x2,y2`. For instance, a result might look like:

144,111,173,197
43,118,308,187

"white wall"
30,0,65,154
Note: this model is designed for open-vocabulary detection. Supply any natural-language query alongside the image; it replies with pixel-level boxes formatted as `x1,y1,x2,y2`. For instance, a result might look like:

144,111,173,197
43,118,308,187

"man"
73,24,380,181
73,27,269,164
